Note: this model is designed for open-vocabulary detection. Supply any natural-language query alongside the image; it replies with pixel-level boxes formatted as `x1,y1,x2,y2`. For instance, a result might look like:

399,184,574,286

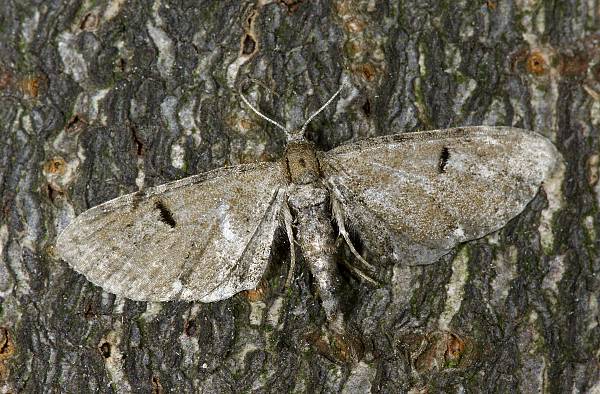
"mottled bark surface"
0,0,598,392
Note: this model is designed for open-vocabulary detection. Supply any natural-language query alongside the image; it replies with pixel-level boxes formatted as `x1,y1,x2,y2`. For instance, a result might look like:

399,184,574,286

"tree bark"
1,0,598,392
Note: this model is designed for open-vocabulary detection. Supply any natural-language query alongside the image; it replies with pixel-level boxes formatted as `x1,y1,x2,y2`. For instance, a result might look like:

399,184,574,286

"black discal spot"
242,34,256,55
154,200,176,228
438,147,450,173
299,158,306,167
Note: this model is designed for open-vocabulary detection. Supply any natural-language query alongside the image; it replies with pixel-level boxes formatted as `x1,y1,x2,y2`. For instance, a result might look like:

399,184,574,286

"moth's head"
239,82,347,144
287,128,305,142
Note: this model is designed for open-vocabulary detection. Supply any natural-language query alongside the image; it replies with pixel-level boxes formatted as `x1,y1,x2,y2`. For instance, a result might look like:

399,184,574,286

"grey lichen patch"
170,142,186,170
451,77,477,118
73,88,110,124
178,325,201,369
489,245,518,307
146,22,175,78
438,246,470,331
443,43,462,74
178,97,202,147
158,95,186,169
481,98,508,126
587,154,600,188
583,215,596,242
591,100,600,127
541,254,566,306
516,0,547,46
591,153,600,209
248,300,266,326
516,310,548,393
57,32,89,84
99,328,132,392
226,51,251,87
20,8,40,44
140,302,163,322
103,0,127,22
538,157,565,253
413,41,432,127
442,42,480,122
266,296,284,329
341,361,375,393
0,226,12,298
530,73,559,139
392,264,421,307
161,96,180,135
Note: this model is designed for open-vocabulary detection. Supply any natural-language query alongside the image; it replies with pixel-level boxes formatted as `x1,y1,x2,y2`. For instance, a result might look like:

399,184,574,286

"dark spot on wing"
154,200,176,228
438,147,450,173
299,158,306,167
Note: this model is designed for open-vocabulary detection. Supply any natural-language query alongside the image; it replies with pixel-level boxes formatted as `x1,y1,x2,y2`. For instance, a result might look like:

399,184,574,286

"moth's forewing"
320,126,561,265
56,163,286,301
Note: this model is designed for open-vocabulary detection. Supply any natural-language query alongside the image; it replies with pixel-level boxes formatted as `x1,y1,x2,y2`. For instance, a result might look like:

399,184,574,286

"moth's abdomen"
291,187,344,332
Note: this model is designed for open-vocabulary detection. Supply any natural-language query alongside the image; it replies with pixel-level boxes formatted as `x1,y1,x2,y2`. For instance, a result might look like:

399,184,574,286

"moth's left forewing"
56,162,287,302
320,126,561,265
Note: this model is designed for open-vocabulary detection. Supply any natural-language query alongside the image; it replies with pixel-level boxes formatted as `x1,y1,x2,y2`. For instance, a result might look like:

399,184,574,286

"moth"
56,86,561,332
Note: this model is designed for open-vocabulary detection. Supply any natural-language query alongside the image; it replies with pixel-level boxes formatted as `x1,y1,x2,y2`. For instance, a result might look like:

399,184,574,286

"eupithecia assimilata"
56,84,562,333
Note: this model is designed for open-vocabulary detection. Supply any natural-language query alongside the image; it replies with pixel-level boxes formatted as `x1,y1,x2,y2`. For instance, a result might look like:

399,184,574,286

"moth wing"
320,126,561,265
56,162,286,302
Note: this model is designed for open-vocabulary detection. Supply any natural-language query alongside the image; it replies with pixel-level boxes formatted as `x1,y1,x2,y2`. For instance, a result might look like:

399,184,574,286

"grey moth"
56,87,561,331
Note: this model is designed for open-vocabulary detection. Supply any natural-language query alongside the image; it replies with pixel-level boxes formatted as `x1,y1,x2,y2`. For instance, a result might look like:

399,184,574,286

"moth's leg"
331,198,376,273
282,201,296,287
337,255,378,286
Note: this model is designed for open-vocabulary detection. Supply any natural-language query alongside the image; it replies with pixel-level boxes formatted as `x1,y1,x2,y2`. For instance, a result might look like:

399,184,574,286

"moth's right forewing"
56,162,286,302
321,126,561,265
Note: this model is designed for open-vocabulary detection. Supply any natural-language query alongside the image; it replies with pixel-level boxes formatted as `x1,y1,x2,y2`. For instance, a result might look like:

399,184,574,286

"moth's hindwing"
320,126,561,265
56,162,286,302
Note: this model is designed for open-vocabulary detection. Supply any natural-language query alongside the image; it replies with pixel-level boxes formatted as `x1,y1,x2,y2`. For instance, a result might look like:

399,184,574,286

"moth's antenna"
299,82,346,135
239,92,288,133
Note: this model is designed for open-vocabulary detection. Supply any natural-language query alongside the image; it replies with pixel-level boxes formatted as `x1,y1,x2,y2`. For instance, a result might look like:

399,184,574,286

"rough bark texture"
0,0,598,392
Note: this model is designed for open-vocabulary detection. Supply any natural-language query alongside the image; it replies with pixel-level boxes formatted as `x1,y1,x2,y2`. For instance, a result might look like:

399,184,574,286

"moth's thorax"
284,140,321,185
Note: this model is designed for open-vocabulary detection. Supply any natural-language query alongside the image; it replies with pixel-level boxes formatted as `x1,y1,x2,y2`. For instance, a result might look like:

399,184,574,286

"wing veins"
194,187,283,299
173,218,221,293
